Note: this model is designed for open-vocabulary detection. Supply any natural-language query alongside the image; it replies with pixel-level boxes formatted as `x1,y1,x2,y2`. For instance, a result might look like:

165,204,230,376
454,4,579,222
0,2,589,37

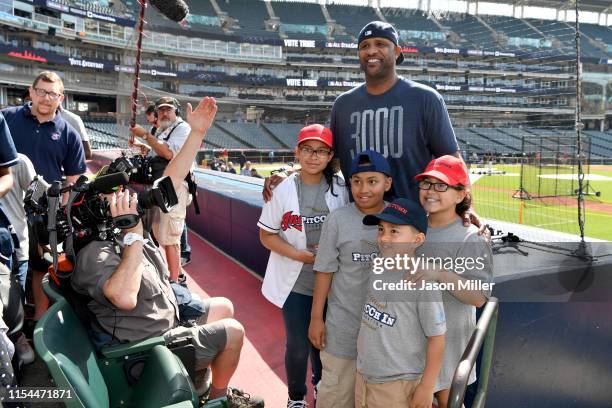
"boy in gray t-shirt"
309,150,392,408
357,198,446,408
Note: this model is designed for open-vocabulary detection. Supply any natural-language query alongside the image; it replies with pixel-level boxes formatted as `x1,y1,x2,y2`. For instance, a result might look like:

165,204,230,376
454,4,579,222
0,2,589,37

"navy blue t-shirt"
0,112,17,168
330,78,459,201
2,103,86,183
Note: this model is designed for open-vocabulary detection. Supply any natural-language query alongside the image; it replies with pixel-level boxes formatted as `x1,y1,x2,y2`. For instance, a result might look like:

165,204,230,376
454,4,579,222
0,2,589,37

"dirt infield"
588,165,612,172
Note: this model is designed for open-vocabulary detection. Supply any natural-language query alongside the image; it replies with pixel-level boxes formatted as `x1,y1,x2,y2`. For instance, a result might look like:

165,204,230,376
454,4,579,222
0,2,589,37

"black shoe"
177,273,188,286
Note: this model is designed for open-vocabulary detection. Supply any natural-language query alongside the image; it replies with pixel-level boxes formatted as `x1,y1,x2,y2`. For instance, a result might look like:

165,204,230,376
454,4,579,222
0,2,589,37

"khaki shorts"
153,183,191,246
354,371,420,408
316,350,356,408
163,319,227,372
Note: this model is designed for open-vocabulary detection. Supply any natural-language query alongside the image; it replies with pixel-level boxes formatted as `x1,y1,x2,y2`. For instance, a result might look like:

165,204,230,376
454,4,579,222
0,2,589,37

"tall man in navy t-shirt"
2,71,86,322
264,22,482,229
331,21,466,203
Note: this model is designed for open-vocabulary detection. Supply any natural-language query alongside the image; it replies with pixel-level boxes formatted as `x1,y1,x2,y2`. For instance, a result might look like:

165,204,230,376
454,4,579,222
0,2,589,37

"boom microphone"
149,0,189,22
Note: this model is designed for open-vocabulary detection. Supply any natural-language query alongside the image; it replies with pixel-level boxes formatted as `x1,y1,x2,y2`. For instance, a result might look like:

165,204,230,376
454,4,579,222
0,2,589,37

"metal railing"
448,297,499,408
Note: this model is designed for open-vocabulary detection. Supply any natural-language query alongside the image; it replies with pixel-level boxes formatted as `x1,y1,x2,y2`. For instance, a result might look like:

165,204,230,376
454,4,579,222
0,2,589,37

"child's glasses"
418,180,464,192
299,146,331,157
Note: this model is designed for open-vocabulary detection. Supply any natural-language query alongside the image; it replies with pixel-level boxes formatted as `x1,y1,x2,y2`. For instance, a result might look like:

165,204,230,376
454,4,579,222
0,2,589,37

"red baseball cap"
297,124,333,149
415,155,469,186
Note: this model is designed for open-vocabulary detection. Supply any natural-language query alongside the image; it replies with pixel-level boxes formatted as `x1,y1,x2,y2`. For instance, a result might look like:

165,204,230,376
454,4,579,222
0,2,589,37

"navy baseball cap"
363,198,428,234
350,150,391,177
357,21,404,65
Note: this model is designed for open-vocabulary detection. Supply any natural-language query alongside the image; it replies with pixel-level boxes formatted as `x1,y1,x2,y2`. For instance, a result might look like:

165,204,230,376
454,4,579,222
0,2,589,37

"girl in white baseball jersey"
258,124,348,407
415,155,493,408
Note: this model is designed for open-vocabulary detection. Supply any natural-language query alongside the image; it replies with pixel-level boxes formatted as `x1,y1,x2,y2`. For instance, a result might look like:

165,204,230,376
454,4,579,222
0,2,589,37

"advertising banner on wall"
33,0,135,26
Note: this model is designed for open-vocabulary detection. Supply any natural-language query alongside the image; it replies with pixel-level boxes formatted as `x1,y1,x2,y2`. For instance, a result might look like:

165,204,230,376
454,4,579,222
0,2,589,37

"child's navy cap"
363,198,428,234
350,150,391,177
357,21,405,65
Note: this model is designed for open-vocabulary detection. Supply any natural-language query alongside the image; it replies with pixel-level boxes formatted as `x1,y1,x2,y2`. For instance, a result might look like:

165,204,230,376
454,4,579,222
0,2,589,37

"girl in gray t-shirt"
415,155,493,408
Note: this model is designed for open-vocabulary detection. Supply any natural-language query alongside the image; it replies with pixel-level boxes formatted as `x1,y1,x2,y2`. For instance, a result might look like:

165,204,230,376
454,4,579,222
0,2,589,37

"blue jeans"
13,260,27,293
13,260,27,299
282,291,322,401
180,224,191,259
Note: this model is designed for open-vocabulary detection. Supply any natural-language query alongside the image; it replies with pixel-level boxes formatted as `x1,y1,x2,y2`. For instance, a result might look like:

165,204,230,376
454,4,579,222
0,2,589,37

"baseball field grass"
251,162,612,241
471,164,612,241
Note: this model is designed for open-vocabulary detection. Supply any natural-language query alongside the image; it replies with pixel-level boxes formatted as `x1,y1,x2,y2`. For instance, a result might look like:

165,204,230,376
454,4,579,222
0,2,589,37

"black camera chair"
36,274,202,408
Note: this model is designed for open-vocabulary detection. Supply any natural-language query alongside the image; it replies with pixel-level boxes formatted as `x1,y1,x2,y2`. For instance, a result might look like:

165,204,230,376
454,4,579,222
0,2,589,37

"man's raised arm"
163,97,217,189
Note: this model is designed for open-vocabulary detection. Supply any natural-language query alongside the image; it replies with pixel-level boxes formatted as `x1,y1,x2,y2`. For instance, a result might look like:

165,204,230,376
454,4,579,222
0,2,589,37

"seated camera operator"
129,97,192,282
72,98,262,406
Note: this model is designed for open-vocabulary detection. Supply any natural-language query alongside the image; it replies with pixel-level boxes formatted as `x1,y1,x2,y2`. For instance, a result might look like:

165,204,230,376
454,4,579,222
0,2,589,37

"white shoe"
15,333,35,365
287,399,307,408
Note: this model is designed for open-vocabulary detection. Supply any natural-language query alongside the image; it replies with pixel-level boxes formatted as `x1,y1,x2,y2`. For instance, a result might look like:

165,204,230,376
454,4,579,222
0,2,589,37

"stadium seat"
437,12,499,49
273,1,327,39
33,298,199,408
382,8,449,47
217,0,278,39
216,122,285,149
327,4,378,38
262,123,303,148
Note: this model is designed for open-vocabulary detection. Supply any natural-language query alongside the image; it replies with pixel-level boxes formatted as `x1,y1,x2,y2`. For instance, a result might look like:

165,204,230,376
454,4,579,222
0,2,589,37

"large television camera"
24,170,178,249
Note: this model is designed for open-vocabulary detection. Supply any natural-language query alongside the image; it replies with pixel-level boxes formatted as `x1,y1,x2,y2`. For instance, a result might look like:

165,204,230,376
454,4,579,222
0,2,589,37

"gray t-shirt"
357,268,446,383
71,238,180,342
61,109,89,142
0,154,35,261
331,78,459,202
419,217,493,390
313,203,379,359
292,176,330,296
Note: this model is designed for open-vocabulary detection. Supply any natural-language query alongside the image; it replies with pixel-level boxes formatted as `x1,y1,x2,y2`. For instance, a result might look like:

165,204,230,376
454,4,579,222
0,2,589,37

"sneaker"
181,256,191,266
227,387,264,408
287,399,307,408
177,273,188,286
15,333,35,365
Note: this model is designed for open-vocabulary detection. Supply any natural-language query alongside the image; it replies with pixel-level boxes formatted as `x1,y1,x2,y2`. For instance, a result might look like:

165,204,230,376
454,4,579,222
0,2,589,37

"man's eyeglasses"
33,87,62,100
418,180,464,192
299,146,331,158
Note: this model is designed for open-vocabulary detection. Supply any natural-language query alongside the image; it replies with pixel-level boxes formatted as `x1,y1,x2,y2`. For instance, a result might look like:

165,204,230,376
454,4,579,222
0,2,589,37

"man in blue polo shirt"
2,71,86,323
2,71,86,185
